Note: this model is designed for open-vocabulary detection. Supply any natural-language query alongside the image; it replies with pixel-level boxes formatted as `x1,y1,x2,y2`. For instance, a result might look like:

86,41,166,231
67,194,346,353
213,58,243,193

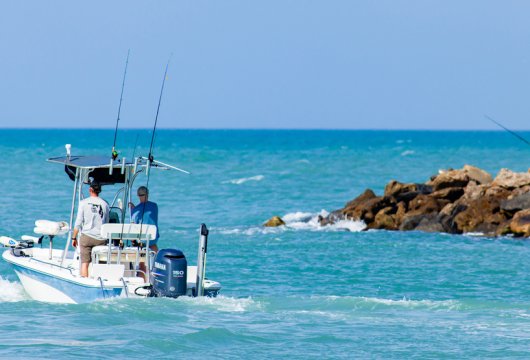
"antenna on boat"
131,133,140,160
485,115,530,147
112,49,131,161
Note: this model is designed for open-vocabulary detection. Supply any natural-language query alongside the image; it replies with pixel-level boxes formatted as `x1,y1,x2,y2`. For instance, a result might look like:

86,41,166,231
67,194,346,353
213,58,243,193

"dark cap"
137,186,148,196
90,181,101,194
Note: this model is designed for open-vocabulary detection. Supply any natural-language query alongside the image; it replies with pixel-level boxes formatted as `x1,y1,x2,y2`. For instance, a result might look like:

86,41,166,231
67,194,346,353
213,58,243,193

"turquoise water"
2,129,530,358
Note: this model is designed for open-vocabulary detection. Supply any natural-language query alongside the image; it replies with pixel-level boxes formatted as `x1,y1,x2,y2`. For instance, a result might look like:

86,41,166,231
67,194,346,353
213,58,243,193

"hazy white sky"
1,1,530,129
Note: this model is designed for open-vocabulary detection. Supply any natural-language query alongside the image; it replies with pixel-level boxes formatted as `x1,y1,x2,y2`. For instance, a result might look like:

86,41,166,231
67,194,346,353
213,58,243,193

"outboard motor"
150,249,187,298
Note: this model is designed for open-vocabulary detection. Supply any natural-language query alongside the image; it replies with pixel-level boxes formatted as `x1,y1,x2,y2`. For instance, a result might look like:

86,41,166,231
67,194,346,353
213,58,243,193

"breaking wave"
0,277,29,302
283,210,366,232
216,210,366,235
223,175,265,185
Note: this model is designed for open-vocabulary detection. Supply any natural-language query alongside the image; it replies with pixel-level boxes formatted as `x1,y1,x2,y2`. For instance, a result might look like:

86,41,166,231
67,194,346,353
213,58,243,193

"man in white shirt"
72,182,110,277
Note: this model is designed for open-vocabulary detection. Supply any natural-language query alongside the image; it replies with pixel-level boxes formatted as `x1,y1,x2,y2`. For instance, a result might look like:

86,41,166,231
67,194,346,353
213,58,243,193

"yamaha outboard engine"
150,249,187,298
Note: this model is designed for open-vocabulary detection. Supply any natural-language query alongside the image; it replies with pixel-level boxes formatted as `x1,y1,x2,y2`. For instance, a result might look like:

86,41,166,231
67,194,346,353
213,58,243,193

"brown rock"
493,168,530,189
384,180,416,198
371,206,398,230
318,210,342,226
501,192,530,214
343,189,376,210
461,181,486,201
407,194,444,216
415,214,445,233
430,187,465,202
343,196,396,225
462,165,493,185
263,216,285,227
394,201,408,226
384,181,431,197
495,220,513,236
399,213,432,231
428,169,470,191
453,197,506,233
509,209,530,236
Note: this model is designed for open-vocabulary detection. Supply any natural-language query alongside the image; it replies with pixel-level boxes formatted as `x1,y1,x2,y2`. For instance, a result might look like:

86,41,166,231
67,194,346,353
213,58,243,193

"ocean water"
1,129,530,358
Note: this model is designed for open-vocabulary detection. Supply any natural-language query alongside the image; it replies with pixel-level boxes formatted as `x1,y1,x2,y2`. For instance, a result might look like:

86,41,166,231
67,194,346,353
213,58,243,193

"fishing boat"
1,151,221,303
1,54,221,304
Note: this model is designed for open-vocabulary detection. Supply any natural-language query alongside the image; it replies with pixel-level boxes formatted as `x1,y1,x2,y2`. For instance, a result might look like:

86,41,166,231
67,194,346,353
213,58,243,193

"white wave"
331,219,367,232
320,295,462,310
216,210,366,236
296,159,311,164
282,211,314,223
401,150,415,156
464,232,485,237
217,226,283,236
0,277,29,302
179,295,261,312
359,296,460,309
288,310,348,321
283,210,366,232
223,175,265,185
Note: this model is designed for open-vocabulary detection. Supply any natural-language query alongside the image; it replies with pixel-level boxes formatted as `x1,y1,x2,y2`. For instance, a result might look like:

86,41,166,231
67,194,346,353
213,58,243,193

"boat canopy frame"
46,154,188,267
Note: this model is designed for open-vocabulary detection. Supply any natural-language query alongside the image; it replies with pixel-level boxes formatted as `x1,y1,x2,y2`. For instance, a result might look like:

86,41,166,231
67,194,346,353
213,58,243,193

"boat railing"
100,223,157,280
28,256,74,275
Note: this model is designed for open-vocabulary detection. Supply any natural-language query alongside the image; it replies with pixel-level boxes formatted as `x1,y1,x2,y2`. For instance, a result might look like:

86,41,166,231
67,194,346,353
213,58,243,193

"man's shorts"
79,233,107,263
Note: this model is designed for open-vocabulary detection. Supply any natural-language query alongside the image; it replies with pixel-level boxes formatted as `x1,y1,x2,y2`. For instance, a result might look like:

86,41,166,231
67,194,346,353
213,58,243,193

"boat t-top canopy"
47,155,189,185
47,155,135,169
48,155,141,185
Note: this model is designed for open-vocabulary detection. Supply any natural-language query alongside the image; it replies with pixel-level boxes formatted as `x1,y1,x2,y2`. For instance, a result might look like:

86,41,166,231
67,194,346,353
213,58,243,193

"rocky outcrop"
264,216,285,227
318,165,530,237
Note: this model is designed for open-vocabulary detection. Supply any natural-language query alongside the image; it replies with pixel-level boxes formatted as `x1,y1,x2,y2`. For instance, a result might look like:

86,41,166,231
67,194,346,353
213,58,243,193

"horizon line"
0,127,526,132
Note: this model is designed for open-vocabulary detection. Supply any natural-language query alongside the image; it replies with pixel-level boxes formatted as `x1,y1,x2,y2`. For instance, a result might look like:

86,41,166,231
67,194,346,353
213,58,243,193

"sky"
1,1,530,130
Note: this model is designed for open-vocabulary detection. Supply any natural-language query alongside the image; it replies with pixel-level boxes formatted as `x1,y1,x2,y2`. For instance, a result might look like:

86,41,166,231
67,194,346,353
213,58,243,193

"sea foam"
179,295,261,312
216,210,366,236
0,277,28,302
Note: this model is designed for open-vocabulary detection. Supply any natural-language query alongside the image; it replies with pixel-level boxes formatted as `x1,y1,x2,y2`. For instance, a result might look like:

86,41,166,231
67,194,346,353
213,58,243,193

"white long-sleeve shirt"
74,196,109,240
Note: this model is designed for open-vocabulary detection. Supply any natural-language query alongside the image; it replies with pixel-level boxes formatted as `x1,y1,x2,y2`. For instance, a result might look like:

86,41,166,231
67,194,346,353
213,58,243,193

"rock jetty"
317,165,530,237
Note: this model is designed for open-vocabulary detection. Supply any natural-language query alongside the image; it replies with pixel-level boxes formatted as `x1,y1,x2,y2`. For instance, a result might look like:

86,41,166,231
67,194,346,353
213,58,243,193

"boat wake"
178,295,262,312
92,295,262,313
0,277,29,302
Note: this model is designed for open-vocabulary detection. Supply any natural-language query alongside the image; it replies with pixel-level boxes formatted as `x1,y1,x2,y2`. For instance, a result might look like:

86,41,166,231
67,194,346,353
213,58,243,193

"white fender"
21,235,40,243
0,236,20,248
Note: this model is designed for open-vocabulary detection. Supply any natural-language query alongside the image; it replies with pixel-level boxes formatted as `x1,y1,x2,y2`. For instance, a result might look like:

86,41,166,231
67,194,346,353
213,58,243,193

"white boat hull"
3,248,221,304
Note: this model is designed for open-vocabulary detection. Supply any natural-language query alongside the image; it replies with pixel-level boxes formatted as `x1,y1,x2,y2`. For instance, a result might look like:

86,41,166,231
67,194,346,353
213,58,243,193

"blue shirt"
131,201,159,241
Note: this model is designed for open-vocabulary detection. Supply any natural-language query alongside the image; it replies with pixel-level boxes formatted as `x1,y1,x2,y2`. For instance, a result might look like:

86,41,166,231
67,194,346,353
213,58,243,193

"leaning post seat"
92,224,157,271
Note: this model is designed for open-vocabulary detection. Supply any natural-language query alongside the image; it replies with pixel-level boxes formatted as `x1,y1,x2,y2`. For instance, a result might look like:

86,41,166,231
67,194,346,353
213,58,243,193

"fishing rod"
485,115,530,147
112,49,131,160
148,54,172,163
135,57,172,260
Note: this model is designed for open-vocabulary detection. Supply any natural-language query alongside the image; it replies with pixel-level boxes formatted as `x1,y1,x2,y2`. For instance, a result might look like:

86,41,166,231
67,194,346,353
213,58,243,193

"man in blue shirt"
129,186,159,252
